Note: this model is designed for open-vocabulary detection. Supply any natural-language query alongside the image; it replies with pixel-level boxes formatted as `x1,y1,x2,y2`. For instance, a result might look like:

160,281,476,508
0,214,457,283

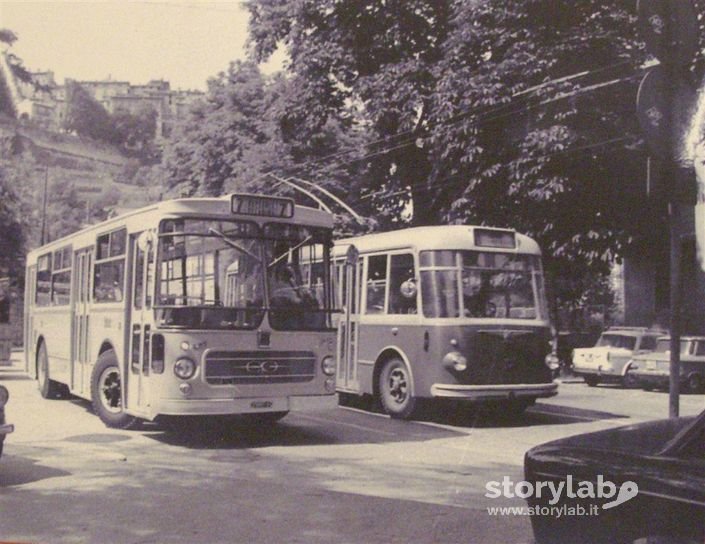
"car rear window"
640,336,657,351
597,334,636,350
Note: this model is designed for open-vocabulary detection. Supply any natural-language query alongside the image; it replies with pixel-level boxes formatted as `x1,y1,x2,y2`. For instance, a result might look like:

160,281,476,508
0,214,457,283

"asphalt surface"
1,355,703,544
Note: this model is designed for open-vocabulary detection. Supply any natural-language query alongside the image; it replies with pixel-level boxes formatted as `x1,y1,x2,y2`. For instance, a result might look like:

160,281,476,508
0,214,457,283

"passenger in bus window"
463,272,494,317
270,263,304,306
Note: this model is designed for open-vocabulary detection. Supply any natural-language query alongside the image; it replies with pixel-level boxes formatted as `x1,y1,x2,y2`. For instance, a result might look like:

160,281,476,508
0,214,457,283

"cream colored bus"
24,194,337,428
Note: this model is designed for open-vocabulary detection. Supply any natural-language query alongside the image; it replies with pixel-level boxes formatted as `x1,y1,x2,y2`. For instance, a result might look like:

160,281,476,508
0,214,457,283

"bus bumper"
430,381,559,401
150,394,334,417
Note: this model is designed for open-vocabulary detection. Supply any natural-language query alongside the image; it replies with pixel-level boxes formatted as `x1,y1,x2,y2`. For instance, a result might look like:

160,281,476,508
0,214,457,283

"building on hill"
3,53,204,141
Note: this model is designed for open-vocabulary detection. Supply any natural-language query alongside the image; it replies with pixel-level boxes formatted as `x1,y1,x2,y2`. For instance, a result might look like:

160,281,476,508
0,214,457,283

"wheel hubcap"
99,368,122,414
388,368,408,405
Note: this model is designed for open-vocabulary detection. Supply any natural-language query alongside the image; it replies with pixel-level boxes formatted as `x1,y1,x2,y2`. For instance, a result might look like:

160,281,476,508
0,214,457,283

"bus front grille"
204,350,316,385
469,330,551,385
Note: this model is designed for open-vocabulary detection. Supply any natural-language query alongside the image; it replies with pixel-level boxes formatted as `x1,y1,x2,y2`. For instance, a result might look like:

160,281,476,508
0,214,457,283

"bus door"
72,248,92,395
126,232,154,414
337,246,361,392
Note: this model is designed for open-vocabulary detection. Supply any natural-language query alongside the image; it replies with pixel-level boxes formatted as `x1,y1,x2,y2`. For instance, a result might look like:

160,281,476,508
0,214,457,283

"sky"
0,0,279,91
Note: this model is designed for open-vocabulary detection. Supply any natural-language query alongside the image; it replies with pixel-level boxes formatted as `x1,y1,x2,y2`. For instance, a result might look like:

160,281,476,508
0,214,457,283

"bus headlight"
0,385,8,407
443,351,467,372
321,356,336,376
544,353,560,370
174,357,197,380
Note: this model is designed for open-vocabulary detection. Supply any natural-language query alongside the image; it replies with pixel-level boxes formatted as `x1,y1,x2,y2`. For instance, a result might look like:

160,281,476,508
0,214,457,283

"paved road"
0,355,703,544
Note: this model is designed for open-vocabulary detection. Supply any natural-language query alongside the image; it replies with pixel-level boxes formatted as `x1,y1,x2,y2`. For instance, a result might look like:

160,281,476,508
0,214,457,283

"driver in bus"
270,262,304,306
463,272,492,317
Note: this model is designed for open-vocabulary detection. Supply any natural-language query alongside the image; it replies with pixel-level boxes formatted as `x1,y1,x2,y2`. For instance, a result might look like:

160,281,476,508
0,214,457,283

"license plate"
250,400,273,409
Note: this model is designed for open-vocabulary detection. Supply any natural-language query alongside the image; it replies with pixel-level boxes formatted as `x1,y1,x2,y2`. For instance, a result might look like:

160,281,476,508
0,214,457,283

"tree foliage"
0,137,32,276
64,81,116,143
160,59,372,233
245,0,653,316
111,105,159,162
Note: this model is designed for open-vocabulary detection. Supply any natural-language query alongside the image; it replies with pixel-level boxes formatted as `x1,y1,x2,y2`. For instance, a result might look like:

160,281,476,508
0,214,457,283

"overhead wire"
294,72,643,181
275,60,639,178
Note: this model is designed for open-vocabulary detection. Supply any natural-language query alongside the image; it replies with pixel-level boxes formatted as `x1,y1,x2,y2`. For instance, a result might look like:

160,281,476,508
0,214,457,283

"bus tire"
378,357,418,419
91,350,138,430
37,342,68,399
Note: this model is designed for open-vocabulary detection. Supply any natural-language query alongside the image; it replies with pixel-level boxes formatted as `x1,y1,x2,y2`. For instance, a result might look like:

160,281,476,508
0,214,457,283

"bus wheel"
378,357,417,419
37,342,67,399
91,351,138,429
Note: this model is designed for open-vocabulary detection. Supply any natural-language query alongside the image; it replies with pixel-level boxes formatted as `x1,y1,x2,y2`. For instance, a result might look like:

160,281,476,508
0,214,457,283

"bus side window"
36,253,52,306
94,229,127,303
366,255,387,314
388,253,416,315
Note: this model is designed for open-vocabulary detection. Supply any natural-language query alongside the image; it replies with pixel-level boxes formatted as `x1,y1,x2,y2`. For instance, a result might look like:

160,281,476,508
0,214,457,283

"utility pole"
636,0,699,418
40,166,49,245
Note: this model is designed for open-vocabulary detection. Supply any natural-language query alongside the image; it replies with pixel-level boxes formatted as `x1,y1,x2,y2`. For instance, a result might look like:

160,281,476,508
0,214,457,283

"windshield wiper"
268,236,314,268
208,228,262,263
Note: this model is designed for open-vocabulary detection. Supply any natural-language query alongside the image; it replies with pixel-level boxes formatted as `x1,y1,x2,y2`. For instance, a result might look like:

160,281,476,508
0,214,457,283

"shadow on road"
0,453,71,487
144,405,467,449
339,395,628,429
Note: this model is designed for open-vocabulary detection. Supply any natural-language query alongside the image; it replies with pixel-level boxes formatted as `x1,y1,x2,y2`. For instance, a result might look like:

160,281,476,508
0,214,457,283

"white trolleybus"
24,194,338,428
333,225,558,419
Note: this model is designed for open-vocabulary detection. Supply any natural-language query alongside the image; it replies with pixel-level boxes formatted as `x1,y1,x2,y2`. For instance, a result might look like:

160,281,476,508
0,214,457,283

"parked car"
524,409,705,543
571,327,664,387
555,330,601,374
0,384,12,458
628,336,705,394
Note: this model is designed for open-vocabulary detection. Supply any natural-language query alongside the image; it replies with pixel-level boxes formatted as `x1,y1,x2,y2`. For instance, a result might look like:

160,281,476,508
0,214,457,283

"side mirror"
137,231,155,252
400,279,417,299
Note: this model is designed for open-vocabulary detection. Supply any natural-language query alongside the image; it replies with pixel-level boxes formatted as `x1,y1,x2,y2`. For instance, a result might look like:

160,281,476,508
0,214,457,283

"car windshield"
155,218,334,330
418,250,546,319
596,334,637,350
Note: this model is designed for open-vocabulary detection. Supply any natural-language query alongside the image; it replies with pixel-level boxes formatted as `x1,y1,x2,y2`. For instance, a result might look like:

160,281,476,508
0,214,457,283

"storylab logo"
485,475,639,517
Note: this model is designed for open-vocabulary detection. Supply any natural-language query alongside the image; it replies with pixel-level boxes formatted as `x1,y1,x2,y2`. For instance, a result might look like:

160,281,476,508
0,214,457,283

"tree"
160,60,372,232
111,105,159,162
0,134,36,277
63,81,117,143
245,0,651,314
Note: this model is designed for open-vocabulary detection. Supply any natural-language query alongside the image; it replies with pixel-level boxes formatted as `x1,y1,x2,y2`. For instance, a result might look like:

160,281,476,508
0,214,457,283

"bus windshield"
156,218,333,330
419,250,545,320
264,223,334,331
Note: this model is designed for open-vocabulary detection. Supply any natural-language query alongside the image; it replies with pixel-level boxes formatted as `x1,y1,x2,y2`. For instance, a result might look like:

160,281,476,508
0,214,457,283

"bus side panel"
356,321,428,397
87,307,126,376
43,308,73,386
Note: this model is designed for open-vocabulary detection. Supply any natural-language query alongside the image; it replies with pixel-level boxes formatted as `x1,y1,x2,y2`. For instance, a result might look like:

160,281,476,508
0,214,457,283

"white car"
572,327,664,387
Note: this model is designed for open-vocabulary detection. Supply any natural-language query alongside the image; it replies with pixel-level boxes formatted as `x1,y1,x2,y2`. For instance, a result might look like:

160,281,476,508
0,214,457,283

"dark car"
0,384,12,458
524,410,705,543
